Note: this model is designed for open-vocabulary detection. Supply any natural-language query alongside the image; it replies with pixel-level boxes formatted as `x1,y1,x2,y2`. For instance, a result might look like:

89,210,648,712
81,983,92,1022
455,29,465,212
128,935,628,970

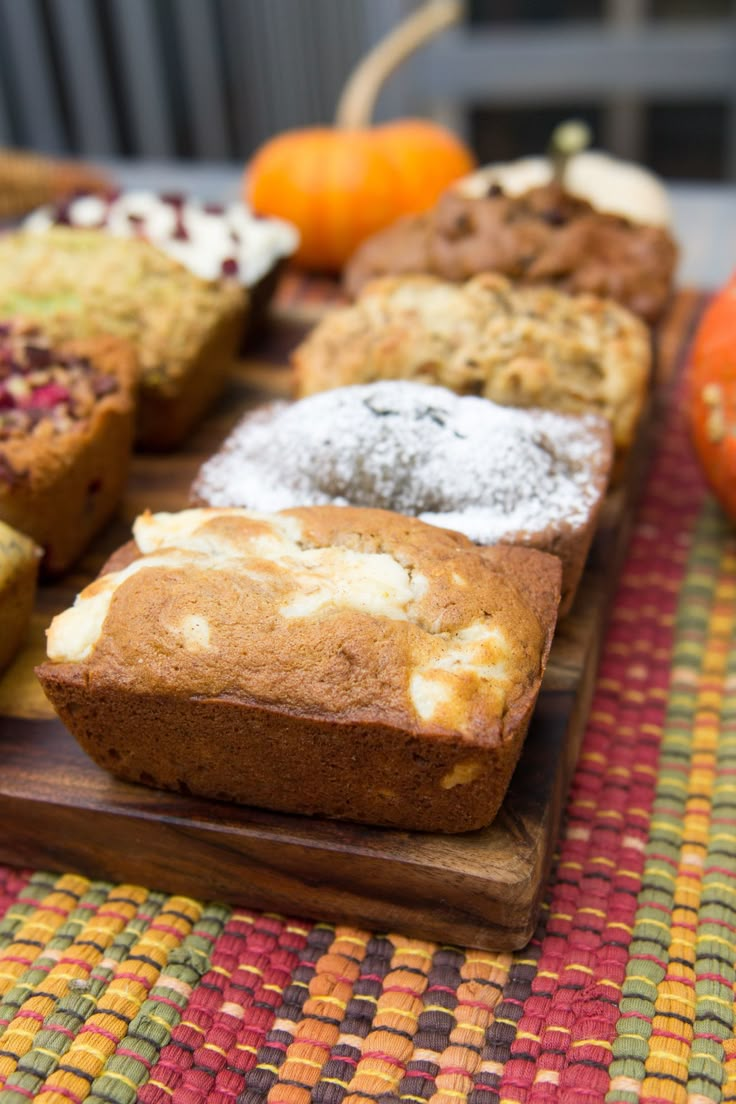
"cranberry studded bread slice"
192,381,613,615
0,322,136,574
0,520,41,673
0,228,247,450
37,506,561,832
293,273,650,465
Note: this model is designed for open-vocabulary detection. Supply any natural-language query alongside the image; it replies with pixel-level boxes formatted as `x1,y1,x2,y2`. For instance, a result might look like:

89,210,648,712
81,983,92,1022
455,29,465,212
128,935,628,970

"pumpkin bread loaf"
0,323,136,574
192,381,612,615
37,505,561,833
0,520,40,673
344,182,677,323
0,228,247,450
294,273,650,461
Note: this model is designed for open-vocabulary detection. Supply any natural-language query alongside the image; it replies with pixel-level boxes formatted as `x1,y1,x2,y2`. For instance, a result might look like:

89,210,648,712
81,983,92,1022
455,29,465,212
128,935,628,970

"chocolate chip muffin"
344,183,677,324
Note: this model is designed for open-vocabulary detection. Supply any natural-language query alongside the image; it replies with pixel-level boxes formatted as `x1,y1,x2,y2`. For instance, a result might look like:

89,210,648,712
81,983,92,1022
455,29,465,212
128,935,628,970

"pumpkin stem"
335,0,462,129
548,119,592,187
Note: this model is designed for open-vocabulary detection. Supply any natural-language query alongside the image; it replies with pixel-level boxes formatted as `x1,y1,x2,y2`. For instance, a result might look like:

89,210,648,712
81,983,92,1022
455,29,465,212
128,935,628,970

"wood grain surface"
0,290,697,951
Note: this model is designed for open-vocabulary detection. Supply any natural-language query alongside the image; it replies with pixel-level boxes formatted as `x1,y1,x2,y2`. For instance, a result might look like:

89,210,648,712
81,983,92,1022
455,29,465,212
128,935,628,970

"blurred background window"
467,0,736,178
0,0,733,177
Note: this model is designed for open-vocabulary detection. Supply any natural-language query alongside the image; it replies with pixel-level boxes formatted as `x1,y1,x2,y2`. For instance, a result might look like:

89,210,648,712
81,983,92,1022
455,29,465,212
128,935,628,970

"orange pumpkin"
689,274,736,520
246,120,475,271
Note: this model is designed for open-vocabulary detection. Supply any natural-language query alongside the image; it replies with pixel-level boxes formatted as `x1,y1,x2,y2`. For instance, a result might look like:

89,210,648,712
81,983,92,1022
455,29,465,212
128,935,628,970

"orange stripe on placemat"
238,924,336,1104
342,937,436,1103
0,289,716,1104
265,926,371,1104
476,361,708,1101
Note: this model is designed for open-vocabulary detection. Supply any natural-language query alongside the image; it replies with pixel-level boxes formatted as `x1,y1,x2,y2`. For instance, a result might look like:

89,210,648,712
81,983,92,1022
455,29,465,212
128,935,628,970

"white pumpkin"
455,150,673,228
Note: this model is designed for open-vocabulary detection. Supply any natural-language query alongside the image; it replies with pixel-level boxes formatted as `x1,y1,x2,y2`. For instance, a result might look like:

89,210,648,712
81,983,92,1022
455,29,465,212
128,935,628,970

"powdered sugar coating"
194,381,611,544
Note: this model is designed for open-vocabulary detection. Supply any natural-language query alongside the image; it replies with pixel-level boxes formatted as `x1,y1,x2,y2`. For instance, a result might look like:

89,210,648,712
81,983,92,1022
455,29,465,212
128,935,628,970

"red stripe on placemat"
0,293,711,1104
0,867,31,920
484,375,708,1102
138,911,307,1104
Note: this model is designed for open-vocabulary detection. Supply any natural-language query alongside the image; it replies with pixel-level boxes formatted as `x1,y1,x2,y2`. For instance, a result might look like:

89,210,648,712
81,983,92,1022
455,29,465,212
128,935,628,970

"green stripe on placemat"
7,307,736,1103
607,501,735,1103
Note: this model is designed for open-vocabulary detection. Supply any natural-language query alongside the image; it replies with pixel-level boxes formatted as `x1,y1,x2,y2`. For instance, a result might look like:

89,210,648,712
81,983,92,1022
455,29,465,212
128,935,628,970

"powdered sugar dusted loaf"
193,381,613,614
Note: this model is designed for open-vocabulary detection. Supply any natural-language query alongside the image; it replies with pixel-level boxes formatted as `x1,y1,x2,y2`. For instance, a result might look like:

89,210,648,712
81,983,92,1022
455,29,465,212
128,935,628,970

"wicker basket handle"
335,0,463,128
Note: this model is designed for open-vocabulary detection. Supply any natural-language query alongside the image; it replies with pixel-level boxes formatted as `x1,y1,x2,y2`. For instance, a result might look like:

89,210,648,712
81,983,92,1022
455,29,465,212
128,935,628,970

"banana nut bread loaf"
0,228,247,450
344,182,677,324
192,381,612,615
37,505,562,832
0,520,40,673
294,273,650,460
0,322,137,574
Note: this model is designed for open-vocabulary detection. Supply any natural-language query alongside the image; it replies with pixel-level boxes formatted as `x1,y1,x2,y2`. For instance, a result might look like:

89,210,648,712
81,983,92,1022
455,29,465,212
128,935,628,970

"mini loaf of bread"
192,381,612,615
25,192,298,340
293,272,650,460
344,182,677,323
0,323,137,574
0,228,247,450
37,506,561,832
0,520,41,673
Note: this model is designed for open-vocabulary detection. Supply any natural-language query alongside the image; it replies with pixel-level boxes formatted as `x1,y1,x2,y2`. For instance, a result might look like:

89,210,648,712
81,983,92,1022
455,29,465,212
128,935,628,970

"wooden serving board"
0,291,698,951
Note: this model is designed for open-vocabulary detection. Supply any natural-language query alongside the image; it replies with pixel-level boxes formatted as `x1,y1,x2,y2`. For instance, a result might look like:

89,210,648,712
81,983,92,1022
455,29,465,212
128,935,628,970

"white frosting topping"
24,192,299,285
194,381,608,545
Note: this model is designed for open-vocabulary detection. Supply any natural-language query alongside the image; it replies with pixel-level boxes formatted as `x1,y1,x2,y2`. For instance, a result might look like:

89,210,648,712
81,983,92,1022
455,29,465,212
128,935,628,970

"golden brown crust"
34,677,536,832
508,508,604,619
61,507,552,735
344,183,678,323
0,335,137,574
294,273,649,458
0,522,40,672
37,506,562,832
134,305,244,450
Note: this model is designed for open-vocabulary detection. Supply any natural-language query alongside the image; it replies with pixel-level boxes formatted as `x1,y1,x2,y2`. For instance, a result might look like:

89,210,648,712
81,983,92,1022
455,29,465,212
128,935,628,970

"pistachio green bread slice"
0,228,248,450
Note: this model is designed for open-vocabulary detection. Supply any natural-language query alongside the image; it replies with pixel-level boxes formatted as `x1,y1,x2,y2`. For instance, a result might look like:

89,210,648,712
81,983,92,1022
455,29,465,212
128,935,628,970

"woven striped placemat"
1,308,735,1104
